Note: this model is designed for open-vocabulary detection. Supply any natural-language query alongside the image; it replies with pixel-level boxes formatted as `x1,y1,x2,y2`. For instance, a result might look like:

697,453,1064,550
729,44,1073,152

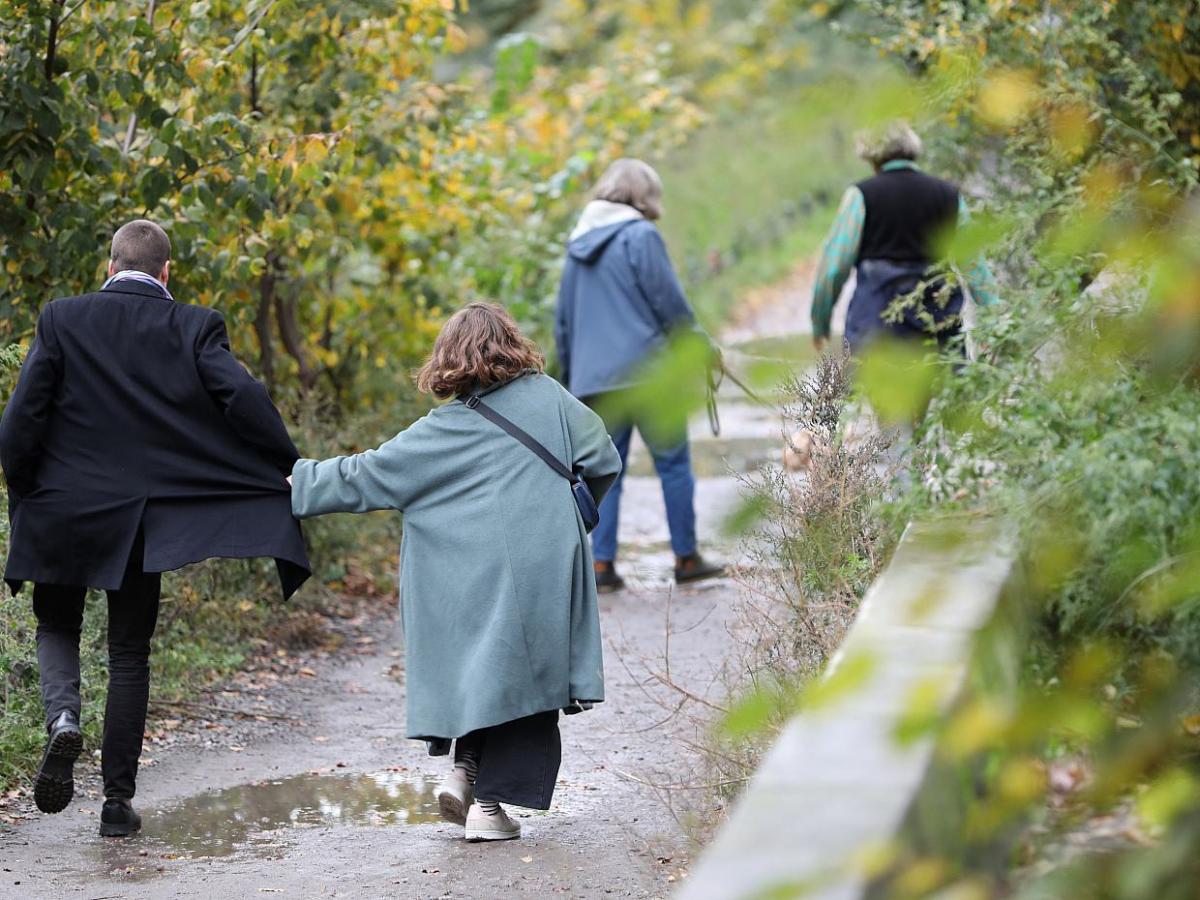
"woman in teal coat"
289,302,621,842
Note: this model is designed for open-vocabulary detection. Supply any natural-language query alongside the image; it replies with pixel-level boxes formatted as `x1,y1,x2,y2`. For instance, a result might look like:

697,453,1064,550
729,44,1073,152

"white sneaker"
464,802,521,841
435,771,474,826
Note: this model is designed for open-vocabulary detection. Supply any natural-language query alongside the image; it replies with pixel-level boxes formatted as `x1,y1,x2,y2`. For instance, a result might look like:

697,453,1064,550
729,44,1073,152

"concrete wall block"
678,520,1019,900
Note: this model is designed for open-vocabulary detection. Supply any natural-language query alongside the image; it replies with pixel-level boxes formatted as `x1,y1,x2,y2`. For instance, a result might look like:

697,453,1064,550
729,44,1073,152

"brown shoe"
594,562,625,593
674,554,726,585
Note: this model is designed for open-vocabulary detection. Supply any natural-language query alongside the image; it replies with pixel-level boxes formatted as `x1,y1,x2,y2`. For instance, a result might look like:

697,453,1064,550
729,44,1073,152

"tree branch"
44,0,65,82
122,0,158,155
59,0,89,26
224,0,278,58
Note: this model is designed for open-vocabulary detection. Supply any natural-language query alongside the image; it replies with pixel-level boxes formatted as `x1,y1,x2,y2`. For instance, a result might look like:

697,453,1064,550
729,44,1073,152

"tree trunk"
255,256,277,387
249,47,261,115
274,289,316,393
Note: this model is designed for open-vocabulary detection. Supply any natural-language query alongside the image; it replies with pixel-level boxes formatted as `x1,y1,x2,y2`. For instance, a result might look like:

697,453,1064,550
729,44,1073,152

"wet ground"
0,307,809,899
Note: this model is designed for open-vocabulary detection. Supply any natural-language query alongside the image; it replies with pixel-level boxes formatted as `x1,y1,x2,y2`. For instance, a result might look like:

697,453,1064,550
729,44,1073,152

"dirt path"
0,294,808,900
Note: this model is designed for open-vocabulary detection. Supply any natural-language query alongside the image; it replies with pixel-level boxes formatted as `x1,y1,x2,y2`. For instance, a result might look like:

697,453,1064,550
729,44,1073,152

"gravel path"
0,305,803,900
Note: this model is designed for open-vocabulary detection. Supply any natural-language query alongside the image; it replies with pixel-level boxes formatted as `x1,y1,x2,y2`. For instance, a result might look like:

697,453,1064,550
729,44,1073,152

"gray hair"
593,158,663,220
110,219,171,276
855,121,923,170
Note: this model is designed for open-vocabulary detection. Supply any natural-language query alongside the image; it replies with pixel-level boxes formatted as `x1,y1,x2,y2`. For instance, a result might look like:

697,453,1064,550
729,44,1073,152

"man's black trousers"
32,532,160,801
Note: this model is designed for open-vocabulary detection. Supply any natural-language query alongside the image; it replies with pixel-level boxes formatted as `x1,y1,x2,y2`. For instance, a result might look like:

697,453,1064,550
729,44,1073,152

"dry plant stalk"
600,351,901,847
734,349,897,684
679,350,900,832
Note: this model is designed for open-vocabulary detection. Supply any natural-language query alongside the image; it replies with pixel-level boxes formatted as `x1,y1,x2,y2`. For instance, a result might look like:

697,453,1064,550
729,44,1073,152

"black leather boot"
34,711,82,814
674,553,727,585
99,798,143,837
593,562,625,594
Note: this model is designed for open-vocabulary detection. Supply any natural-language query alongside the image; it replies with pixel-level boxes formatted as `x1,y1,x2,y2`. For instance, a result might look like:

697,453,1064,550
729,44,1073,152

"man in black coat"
0,219,310,836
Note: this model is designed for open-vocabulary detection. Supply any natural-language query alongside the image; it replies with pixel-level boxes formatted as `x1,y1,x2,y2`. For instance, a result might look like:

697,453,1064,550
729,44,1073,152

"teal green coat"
290,373,621,740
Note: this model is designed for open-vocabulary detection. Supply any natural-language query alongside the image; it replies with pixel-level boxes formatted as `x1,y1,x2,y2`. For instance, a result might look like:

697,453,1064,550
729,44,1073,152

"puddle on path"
83,771,440,877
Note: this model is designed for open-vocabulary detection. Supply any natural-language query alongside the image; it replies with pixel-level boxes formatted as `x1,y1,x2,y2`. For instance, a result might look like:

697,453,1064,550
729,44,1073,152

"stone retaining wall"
678,521,1021,900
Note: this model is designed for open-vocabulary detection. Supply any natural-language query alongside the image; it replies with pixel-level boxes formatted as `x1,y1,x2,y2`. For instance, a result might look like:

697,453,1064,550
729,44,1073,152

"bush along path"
0,300,805,899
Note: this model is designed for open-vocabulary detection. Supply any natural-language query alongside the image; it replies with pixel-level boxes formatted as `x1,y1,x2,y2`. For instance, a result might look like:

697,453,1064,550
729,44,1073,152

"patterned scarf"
101,269,175,301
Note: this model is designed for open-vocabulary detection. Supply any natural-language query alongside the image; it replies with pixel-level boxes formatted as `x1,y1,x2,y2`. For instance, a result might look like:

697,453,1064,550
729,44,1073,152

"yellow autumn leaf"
978,69,1038,128
304,137,329,164
446,24,468,53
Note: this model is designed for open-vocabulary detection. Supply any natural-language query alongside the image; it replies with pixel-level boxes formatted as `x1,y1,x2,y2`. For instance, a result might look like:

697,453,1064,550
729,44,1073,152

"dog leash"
706,363,771,437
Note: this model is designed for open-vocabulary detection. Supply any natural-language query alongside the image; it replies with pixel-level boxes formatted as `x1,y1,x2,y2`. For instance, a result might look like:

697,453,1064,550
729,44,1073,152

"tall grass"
656,42,903,326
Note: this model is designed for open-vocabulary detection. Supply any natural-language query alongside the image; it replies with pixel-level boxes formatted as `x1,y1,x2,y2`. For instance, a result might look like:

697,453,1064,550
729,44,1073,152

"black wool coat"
0,280,310,599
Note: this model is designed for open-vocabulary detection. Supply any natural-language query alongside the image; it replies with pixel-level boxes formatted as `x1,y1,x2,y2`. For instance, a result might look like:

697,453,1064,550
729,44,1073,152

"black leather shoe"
594,564,625,594
674,554,727,585
99,798,142,837
34,711,82,814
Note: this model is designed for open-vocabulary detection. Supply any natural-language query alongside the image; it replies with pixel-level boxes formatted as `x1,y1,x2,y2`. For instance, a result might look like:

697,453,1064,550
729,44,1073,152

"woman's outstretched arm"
290,416,432,518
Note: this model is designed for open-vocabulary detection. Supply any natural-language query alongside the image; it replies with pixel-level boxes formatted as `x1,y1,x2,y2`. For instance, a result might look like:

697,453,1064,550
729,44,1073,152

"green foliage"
491,33,541,113
800,0,1200,894
694,0,1200,893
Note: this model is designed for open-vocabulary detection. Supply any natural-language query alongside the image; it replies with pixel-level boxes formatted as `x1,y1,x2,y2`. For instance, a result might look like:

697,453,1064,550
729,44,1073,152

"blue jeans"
587,398,697,563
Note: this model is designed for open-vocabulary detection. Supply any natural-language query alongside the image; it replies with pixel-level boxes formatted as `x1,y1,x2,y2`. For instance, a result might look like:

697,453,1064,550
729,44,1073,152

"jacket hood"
567,221,640,264
567,200,645,264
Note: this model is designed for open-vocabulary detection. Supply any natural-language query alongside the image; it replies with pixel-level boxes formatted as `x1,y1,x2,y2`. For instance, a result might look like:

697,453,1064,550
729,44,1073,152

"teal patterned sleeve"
811,187,865,339
958,195,1000,308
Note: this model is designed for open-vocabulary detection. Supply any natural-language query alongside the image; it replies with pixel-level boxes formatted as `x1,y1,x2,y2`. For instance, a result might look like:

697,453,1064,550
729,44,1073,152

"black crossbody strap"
465,395,578,483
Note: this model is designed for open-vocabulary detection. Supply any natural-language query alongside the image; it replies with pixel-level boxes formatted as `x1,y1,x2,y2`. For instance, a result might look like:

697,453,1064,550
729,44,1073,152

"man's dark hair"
110,219,171,276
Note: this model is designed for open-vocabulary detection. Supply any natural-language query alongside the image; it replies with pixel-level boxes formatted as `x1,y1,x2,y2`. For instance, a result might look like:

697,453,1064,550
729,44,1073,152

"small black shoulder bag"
463,393,601,533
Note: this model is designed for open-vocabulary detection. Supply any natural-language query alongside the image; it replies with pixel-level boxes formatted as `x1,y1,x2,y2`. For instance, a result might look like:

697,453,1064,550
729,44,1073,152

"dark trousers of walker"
32,530,161,801
454,710,561,810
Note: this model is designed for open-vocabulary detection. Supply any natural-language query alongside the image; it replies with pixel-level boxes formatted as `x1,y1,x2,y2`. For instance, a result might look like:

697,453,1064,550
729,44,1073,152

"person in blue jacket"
555,159,725,593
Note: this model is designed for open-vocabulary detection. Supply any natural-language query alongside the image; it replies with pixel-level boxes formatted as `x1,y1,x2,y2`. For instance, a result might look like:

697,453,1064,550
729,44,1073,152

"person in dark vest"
555,159,725,593
810,121,999,353
0,220,310,837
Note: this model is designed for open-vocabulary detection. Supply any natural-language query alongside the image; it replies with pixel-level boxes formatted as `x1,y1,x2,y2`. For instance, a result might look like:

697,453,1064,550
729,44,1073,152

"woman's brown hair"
415,301,545,399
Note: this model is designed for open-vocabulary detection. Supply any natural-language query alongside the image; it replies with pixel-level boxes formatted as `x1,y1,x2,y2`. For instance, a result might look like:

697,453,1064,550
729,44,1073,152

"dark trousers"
845,258,964,355
32,533,161,801
454,710,561,810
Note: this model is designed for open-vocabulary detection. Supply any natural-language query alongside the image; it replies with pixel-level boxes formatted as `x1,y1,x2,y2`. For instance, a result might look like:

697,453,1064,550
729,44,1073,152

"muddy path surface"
0,295,808,900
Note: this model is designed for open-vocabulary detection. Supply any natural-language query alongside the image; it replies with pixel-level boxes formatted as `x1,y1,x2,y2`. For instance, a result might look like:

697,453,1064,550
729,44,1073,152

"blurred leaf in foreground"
855,338,938,427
